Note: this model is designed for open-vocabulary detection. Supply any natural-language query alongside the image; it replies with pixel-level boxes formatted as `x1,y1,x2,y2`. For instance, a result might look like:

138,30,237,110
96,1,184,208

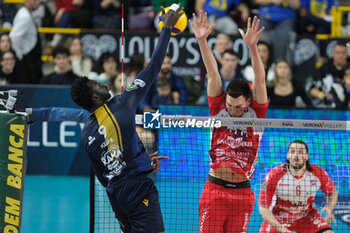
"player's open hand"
238,16,264,48
189,10,215,41
321,207,337,226
162,4,184,29
149,151,169,172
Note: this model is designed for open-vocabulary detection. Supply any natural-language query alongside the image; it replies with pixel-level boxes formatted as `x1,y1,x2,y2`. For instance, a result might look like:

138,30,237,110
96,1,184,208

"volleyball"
158,6,187,36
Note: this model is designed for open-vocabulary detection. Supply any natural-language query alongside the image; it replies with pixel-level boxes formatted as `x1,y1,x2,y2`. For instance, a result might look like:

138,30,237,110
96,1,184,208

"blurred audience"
40,47,79,85
92,0,121,29
256,0,300,62
89,52,119,86
299,0,337,63
0,2,18,28
306,42,348,107
65,36,93,77
128,0,155,31
144,77,180,110
267,59,312,107
45,0,90,54
108,73,123,95
200,33,232,89
194,0,249,35
243,41,275,83
10,0,42,84
198,49,246,104
140,54,187,111
125,53,146,86
0,33,12,53
0,50,24,85
330,64,350,109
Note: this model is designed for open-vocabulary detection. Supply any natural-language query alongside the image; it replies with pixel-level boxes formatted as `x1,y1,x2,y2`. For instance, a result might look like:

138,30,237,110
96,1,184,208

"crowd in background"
0,0,349,109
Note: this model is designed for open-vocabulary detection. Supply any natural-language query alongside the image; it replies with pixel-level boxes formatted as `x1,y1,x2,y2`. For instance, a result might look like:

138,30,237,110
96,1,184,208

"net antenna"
121,3,125,92
0,90,22,113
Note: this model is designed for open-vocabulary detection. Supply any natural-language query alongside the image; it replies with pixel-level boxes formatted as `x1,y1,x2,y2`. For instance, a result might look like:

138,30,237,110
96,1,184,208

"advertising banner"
0,112,28,233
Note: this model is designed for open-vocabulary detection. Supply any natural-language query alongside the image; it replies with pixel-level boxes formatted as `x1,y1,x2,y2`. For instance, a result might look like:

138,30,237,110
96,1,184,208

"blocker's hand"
162,4,184,29
149,151,169,172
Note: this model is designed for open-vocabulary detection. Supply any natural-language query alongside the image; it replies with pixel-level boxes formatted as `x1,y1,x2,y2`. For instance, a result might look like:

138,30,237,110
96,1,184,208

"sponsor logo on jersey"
142,198,149,207
88,136,96,145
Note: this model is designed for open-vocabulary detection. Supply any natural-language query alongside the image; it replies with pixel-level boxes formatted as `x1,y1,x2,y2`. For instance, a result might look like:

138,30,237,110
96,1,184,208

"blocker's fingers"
238,28,245,37
252,16,257,29
247,17,251,29
193,12,199,24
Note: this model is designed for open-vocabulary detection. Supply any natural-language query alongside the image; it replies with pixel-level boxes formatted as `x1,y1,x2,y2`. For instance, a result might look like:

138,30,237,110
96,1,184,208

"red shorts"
199,176,255,233
259,208,332,233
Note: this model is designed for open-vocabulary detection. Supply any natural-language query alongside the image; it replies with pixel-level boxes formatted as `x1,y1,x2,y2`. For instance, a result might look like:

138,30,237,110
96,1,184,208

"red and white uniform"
208,91,268,179
259,164,336,233
199,92,268,233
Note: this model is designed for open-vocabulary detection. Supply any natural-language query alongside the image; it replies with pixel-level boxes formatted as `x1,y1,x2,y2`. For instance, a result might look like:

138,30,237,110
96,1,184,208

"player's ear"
247,97,251,106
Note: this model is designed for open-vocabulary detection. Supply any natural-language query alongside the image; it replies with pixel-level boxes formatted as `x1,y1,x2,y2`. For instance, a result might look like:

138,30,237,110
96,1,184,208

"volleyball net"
90,114,350,233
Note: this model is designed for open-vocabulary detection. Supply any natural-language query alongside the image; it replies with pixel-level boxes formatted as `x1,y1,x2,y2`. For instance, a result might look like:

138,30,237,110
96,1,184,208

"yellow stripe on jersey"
94,104,123,151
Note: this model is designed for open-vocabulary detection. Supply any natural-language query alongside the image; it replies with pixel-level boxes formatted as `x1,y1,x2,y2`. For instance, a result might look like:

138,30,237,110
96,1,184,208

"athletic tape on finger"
170,3,179,12
238,29,245,37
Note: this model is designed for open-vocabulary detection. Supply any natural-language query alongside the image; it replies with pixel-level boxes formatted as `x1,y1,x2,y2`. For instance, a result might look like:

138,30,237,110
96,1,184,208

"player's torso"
82,97,152,184
273,170,321,222
209,107,264,180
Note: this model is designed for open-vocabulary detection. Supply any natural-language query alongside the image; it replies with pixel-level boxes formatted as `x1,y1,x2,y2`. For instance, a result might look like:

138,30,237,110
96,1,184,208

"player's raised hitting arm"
189,10,222,97
239,16,267,105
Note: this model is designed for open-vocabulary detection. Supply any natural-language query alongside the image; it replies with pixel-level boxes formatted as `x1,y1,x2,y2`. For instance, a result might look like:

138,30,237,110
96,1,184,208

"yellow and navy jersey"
81,28,171,187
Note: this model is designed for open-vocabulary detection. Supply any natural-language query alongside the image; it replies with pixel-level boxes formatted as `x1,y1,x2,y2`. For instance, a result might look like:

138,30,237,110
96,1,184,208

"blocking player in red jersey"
189,11,268,233
259,140,338,233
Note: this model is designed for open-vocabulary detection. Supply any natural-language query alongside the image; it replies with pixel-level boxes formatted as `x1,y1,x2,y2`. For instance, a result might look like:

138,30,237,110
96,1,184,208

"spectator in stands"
256,0,300,61
244,41,275,83
267,59,312,107
108,73,123,95
140,54,187,111
194,0,249,35
329,64,350,109
65,36,93,77
0,50,24,85
299,0,337,64
40,47,79,85
45,0,88,54
92,0,121,29
10,0,43,84
0,2,18,28
128,0,155,31
200,33,232,89
198,49,246,104
0,33,11,53
307,42,348,107
153,77,180,109
89,52,119,86
125,53,146,87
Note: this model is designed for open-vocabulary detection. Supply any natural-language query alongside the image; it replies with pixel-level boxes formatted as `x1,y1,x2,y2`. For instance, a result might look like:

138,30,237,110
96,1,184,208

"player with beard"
259,140,338,233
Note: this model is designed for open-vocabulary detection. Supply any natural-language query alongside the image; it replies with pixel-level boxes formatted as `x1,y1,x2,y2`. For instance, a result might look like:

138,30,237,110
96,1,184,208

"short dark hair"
99,52,117,68
70,77,94,110
157,77,171,88
52,46,70,58
225,79,250,99
221,49,238,58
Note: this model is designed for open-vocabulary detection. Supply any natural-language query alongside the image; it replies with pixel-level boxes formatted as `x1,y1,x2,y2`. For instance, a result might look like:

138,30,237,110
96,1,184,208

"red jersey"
208,91,268,179
259,164,336,224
